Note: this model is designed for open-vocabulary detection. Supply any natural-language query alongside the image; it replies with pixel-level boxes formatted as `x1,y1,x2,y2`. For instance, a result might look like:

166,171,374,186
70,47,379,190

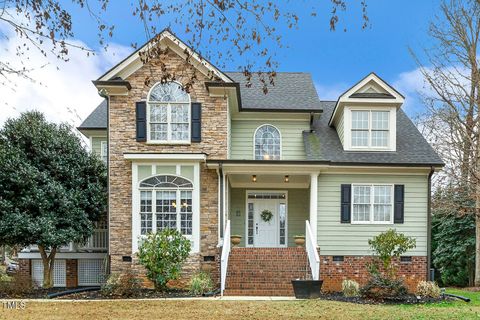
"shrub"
368,229,416,279
0,276,34,297
415,281,441,298
138,229,191,291
342,279,360,297
189,272,214,296
360,273,408,299
100,271,141,297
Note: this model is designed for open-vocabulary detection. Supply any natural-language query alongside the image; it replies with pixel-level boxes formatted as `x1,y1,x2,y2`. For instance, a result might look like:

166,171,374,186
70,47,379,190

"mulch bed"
57,288,198,300
317,292,452,305
0,287,67,299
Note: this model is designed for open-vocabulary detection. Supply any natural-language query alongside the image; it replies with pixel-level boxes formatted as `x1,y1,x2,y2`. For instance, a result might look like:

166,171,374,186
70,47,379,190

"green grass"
1,288,479,320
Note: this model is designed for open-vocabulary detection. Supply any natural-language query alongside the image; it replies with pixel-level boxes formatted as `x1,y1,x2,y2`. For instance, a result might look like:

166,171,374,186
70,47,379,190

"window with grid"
254,124,281,160
352,185,393,223
100,141,107,163
351,110,390,148
148,82,190,142
139,175,194,236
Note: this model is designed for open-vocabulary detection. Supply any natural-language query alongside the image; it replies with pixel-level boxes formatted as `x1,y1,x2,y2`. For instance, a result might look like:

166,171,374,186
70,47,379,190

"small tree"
368,229,417,279
138,229,191,291
361,229,416,299
0,111,107,288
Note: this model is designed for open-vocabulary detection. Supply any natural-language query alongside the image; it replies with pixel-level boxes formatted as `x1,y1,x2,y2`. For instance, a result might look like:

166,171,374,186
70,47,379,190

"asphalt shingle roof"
303,101,444,166
78,100,107,129
225,72,323,111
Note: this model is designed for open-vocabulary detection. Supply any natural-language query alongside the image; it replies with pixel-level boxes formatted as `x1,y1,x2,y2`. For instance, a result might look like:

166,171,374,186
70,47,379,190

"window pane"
150,104,168,122
352,130,369,147
247,203,254,245
171,104,189,123
149,82,189,103
373,186,392,222
150,123,167,141
156,191,177,231
372,111,389,130
351,111,369,129
371,130,389,147
180,190,193,235
279,203,286,245
254,125,281,160
352,186,371,222
171,123,189,141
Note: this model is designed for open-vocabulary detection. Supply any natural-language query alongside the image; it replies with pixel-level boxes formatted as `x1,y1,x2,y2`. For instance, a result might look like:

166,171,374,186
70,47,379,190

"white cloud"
392,68,432,114
314,82,348,101
0,24,132,128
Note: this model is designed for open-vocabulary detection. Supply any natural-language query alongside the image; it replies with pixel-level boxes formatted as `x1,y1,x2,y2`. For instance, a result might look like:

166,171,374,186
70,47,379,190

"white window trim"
146,81,191,144
350,183,394,225
138,184,194,236
100,141,108,163
132,162,200,253
252,124,282,160
344,106,396,151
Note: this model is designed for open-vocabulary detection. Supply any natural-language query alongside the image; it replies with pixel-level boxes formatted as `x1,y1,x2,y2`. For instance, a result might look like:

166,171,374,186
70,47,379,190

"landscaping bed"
56,288,200,300
317,292,453,305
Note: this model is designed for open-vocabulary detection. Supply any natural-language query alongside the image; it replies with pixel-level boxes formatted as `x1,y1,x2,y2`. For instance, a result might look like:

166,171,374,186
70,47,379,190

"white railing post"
220,220,231,296
305,220,320,281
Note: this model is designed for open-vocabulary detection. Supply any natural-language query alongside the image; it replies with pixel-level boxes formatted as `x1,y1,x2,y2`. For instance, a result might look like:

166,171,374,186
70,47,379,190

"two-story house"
18,30,443,295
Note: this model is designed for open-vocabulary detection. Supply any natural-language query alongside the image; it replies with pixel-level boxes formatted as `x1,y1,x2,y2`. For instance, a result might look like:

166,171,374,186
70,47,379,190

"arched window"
139,175,193,236
147,82,191,142
254,124,281,160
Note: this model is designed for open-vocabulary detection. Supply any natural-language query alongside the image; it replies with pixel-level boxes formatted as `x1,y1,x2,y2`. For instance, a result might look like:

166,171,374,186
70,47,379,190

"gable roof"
97,29,232,83
78,100,107,130
304,102,444,166
225,72,323,112
328,72,405,126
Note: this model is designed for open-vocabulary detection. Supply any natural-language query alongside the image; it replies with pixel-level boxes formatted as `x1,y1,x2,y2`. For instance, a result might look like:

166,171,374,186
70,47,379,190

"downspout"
98,89,110,275
427,166,435,281
219,163,224,239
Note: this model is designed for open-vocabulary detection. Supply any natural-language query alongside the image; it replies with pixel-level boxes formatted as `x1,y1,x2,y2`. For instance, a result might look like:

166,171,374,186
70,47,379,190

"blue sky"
0,0,441,125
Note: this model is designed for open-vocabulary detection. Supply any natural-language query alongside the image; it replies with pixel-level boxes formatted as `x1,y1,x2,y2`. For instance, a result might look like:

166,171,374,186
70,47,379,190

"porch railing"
220,220,231,296
305,220,320,280
78,228,108,251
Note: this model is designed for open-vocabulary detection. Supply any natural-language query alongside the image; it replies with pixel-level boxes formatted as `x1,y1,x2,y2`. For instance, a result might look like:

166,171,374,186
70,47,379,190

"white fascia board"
124,153,207,161
98,30,231,83
18,252,107,259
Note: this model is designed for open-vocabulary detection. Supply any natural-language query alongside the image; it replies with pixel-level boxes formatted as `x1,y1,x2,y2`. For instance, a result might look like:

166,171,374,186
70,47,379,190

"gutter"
427,166,435,281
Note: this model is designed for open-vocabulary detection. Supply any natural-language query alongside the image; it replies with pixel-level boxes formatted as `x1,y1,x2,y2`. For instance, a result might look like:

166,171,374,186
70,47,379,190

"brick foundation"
320,255,427,292
17,259,31,283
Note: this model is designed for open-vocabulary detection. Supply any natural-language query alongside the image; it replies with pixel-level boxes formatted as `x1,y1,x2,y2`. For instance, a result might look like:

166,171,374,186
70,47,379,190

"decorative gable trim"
96,29,233,84
328,72,405,127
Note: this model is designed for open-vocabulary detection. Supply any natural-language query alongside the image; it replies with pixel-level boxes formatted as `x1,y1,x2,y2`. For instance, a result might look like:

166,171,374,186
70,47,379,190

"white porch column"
309,173,319,242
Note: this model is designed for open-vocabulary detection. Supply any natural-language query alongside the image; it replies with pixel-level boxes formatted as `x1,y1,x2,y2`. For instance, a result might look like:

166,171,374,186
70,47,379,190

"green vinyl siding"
317,174,428,256
336,112,345,146
230,120,309,160
229,188,309,247
91,137,107,157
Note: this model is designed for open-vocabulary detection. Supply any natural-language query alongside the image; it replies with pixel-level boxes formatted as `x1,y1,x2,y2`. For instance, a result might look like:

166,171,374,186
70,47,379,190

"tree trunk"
38,245,57,288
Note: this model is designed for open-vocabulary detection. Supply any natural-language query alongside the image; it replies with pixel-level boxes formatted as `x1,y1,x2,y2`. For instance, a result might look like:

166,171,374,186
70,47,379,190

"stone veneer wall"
108,48,227,287
320,255,427,292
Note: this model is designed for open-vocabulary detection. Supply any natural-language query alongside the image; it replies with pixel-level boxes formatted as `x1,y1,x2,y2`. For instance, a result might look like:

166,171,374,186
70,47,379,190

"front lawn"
1,289,479,320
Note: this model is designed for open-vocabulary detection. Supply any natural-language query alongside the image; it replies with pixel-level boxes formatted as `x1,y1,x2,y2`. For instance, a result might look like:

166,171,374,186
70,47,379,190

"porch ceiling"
229,174,310,188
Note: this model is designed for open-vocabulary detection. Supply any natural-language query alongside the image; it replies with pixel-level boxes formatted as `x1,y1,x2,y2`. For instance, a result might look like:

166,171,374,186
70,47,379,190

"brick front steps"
223,247,310,296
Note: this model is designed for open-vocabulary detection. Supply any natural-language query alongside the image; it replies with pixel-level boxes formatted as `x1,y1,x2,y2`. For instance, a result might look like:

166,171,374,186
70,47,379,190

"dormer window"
147,82,191,143
351,110,390,148
254,124,281,160
344,107,396,151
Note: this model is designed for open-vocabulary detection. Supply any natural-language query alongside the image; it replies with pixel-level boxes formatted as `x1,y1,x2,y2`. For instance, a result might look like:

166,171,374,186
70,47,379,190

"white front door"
254,199,278,247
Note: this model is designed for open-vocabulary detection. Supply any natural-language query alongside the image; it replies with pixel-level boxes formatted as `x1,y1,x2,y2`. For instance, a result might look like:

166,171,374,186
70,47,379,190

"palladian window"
147,82,190,142
254,124,281,160
139,175,193,236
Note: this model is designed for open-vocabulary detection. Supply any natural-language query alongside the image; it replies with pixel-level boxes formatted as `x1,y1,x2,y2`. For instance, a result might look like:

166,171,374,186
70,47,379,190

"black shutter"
136,101,147,142
340,184,351,223
191,102,202,142
394,184,405,224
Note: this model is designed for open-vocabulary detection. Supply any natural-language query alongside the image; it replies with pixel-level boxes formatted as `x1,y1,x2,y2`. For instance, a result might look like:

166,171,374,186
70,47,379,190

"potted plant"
230,235,242,246
294,235,305,247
